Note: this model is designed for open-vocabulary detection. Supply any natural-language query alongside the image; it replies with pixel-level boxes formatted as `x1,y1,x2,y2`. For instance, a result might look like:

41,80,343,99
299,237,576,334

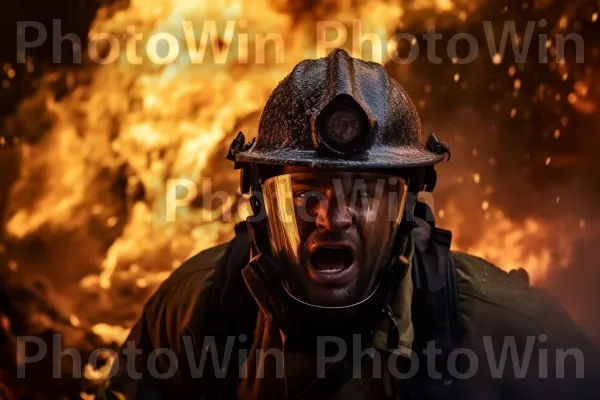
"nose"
315,197,353,232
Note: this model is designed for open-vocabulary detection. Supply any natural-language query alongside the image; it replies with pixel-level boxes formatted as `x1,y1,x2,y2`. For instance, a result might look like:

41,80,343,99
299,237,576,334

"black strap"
201,222,257,400
409,216,460,400
207,222,256,335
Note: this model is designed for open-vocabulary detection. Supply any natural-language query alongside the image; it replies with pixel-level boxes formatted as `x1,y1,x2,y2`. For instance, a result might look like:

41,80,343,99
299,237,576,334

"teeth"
319,267,344,274
310,246,353,274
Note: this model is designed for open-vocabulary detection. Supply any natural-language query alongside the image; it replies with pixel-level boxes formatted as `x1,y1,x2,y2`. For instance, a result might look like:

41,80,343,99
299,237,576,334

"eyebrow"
292,177,325,187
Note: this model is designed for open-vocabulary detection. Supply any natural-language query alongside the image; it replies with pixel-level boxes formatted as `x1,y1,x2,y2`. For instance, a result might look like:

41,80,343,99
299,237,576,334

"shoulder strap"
202,222,258,399
409,214,461,400
206,222,257,335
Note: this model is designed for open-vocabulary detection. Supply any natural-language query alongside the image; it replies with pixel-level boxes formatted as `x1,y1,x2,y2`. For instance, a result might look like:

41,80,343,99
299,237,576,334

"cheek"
357,217,393,254
356,208,390,233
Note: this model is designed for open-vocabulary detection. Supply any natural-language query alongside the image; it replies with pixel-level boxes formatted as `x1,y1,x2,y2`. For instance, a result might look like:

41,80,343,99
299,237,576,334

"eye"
294,191,320,206
294,191,309,201
357,188,374,198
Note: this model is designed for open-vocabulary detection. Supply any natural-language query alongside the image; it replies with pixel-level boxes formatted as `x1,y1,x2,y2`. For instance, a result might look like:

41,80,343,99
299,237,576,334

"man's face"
266,165,406,307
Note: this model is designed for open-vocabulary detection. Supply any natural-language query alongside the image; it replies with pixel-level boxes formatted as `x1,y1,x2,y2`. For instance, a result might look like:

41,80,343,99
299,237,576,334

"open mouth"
310,246,355,274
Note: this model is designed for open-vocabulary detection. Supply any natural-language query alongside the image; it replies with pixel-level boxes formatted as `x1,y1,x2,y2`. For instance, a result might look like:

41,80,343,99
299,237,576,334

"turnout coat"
99,218,600,400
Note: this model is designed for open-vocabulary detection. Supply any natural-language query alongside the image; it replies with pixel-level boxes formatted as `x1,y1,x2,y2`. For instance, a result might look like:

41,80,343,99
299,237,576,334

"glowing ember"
70,314,82,328
481,200,489,211
514,79,521,90
554,129,561,139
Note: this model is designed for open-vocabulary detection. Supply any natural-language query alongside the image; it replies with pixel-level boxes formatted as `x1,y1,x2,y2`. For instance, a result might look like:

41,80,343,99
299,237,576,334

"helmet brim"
235,147,445,169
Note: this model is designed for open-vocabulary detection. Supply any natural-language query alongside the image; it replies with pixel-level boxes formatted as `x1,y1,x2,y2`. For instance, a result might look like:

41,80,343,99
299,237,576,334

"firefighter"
98,49,600,400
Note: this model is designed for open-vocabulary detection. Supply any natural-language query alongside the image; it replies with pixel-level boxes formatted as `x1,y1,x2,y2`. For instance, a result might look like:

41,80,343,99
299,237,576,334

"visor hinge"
426,133,451,161
227,131,256,168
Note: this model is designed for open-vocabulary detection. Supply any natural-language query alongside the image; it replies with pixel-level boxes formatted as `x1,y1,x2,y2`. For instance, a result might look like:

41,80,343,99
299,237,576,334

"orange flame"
6,0,578,346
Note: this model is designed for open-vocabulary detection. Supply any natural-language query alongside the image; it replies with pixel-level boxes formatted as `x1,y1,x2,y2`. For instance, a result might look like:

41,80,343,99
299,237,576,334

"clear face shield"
261,172,408,308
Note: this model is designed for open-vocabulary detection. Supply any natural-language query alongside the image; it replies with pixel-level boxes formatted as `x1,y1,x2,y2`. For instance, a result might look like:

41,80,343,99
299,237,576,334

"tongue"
311,249,348,273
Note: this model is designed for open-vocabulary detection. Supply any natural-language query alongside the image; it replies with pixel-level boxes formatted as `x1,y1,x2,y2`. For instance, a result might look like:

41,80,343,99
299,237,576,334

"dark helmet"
228,49,449,340
234,49,445,170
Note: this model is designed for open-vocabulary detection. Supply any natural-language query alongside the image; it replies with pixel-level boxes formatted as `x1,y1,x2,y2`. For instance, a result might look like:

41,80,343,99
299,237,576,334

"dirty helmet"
228,49,449,338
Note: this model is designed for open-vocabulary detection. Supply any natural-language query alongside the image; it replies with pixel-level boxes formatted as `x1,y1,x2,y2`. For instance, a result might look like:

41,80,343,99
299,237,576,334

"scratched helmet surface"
235,48,444,168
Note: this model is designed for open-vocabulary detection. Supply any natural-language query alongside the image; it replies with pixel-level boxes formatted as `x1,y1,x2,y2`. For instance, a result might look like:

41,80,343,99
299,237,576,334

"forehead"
282,165,400,179
283,165,358,174
281,165,389,186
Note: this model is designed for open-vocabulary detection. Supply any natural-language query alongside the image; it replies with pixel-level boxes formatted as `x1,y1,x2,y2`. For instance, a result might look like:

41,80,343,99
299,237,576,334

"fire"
91,323,131,345
440,201,580,285
2,0,581,353
6,0,435,345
